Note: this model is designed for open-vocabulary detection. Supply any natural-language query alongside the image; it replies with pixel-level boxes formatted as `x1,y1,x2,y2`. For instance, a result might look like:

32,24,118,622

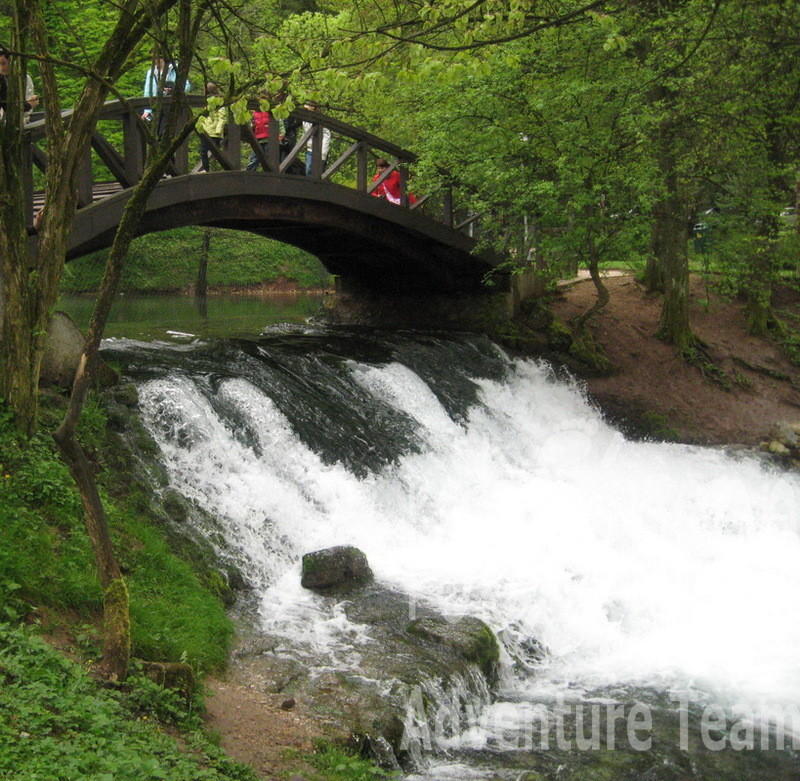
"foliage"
304,742,397,781
60,227,331,293
0,622,257,781
0,395,233,671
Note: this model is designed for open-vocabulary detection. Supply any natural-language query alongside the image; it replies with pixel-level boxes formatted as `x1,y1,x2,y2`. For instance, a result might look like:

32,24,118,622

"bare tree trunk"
650,86,693,352
655,186,692,351
0,0,183,436
642,221,666,293
745,218,778,335
52,420,130,680
197,228,210,298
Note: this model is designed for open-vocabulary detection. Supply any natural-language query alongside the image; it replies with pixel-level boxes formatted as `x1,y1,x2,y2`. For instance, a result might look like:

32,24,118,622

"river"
61,291,800,779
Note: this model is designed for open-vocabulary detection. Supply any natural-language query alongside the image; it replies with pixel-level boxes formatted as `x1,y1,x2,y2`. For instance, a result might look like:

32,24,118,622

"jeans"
246,140,269,171
199,136,224,171
305,151,327,177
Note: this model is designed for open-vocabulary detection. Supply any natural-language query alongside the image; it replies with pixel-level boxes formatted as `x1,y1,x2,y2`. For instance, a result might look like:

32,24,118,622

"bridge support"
322,268,540,332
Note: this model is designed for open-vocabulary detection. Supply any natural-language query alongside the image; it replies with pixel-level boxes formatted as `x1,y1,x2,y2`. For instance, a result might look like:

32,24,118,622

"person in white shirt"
302,103,331,177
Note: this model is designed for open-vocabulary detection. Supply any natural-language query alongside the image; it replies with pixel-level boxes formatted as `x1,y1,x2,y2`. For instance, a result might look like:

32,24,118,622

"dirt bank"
549,273,800,446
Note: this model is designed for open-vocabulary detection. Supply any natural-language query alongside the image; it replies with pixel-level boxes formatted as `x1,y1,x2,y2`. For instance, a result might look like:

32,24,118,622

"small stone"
281,696,296,710
768,440,790,456
768,422,798,448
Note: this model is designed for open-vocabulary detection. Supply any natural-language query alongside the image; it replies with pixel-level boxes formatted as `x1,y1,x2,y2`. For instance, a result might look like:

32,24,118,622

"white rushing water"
136,350,800,756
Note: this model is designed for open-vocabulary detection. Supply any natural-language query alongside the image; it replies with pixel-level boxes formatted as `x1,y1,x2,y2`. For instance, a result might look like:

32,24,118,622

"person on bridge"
141,55,191,137
279,113,305,175
302,103,331,177
371,159,416,205
245,108,274,171
196,82,226,173
0,46,39,124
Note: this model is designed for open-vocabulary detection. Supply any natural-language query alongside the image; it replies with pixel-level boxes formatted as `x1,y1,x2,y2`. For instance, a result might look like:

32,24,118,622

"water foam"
136,351,800,726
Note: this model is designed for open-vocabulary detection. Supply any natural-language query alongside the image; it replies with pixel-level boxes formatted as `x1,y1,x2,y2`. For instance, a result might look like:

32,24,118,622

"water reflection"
57,291,325,341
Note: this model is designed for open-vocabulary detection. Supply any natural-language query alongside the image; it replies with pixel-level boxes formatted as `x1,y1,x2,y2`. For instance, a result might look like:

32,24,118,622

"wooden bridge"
25,98,511,296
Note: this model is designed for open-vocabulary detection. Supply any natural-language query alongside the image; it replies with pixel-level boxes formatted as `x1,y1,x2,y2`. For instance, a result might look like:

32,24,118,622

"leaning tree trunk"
52,421,130,680
573,227,610,330
53,118,195,680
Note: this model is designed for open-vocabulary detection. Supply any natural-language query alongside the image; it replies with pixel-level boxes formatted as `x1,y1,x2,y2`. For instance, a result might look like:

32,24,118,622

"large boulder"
406,616,500,684
40,311,118,390
301,545,373,592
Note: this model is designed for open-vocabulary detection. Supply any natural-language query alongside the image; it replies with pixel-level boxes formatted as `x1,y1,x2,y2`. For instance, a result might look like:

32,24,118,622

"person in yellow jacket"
196,83,227,172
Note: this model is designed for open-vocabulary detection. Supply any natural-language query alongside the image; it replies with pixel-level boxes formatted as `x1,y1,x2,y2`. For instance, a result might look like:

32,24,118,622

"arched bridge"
25,99,511,296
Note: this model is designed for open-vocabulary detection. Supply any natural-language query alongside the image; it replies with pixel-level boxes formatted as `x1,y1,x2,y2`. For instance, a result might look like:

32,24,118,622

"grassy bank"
0,389,394,780
61,227,332,293
0,390,251,777
0,393,232,672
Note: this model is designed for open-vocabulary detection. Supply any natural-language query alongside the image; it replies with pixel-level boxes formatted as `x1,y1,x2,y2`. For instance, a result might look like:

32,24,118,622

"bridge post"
309,125,323,178
268,115,281,172
443,189,454,228
226,119,242,170
356,143,369,190
123,113,144,184
174,106,191,174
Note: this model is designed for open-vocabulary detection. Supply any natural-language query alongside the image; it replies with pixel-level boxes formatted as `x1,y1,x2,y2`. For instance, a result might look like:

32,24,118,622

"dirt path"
204,674,319,780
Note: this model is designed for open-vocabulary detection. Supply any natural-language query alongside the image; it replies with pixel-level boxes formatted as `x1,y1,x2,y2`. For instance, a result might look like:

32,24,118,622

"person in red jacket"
246,110,272,171
371,158,416,205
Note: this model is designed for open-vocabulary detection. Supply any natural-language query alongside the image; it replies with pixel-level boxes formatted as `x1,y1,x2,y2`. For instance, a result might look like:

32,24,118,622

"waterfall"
106,326,800,775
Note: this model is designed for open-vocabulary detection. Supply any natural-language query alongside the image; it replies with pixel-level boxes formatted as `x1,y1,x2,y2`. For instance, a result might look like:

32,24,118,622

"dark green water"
56,291,325,341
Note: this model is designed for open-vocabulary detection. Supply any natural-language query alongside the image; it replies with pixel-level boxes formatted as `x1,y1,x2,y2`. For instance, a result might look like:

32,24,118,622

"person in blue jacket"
141,56,190,137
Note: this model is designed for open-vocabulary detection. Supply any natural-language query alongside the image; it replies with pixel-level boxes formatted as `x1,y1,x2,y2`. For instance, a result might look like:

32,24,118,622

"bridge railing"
24,97,483,241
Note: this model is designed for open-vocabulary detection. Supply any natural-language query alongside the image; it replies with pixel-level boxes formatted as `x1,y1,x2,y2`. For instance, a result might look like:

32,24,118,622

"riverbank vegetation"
61,228,332,294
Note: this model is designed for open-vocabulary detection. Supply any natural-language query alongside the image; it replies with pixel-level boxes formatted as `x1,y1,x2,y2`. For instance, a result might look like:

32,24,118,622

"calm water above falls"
58,291,324,341
101,318,800,779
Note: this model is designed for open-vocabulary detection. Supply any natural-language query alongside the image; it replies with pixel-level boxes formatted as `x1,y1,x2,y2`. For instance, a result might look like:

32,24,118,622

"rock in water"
300,545,373,592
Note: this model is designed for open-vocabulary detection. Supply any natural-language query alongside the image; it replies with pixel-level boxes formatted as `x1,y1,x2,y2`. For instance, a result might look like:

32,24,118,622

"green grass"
0,622,257,781
292,742,398,781
0,395,232,671
60,226,332,293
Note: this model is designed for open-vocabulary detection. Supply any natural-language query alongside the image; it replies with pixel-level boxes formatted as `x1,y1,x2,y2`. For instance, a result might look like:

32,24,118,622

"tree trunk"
744,219,778,335
197,228,210,298
0,0,179,436
52,421,130,680
641,222,666,293
650,85,693,351
573,229,610,330
53,122,196,681
655,186,692,351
